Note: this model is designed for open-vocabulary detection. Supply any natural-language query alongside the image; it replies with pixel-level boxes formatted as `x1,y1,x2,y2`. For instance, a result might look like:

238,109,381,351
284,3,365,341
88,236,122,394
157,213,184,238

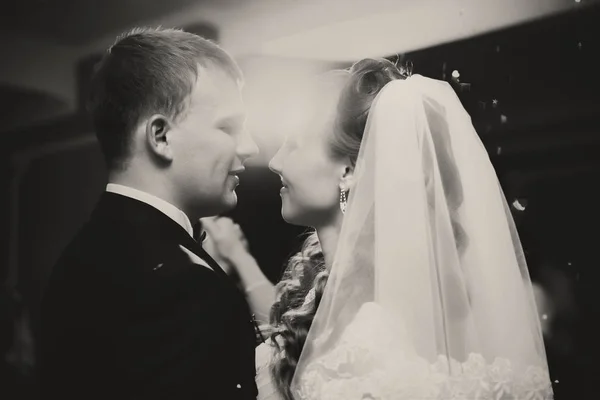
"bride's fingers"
228,223,246,242
217,217,235,230
204,217,247,245
217,218,241,237
200,216,218,224
200,217,220,237
233,223,243,235
235,234,245,244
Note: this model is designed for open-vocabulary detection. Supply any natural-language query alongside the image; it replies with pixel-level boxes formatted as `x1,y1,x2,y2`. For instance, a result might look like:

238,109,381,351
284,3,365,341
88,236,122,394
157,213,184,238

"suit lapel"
95,192,232,281
178,245,213,271
186,241,230,280
175,231,229,280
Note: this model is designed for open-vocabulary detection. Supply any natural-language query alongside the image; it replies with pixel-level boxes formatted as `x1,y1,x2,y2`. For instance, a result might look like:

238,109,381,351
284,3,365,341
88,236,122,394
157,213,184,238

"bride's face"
269,94,346,227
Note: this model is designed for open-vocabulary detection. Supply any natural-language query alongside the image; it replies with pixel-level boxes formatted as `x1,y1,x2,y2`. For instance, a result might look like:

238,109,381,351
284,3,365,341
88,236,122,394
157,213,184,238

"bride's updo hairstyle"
268,58,406,400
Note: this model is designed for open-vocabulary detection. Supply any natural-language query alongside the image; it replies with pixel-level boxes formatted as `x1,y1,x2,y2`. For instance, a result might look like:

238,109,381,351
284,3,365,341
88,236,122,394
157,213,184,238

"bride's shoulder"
344,302,408,342
255,341,271,360
305,301,413,368
255,339,285,400
255,338,280,368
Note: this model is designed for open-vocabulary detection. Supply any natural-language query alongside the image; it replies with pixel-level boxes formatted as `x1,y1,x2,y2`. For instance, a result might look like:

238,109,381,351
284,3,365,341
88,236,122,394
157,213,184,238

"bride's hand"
201,216,250,267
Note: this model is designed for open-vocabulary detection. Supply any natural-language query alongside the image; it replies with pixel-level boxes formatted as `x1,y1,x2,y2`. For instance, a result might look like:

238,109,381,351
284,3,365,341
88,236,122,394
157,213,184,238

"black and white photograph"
1,0,599,399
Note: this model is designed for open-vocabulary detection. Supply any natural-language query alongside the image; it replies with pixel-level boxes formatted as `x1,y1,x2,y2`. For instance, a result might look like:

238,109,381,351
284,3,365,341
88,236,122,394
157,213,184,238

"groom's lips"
229,167,245,175
228,168,244,187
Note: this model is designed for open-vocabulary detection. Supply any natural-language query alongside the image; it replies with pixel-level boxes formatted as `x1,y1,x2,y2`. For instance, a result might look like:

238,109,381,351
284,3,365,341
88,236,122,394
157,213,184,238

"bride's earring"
339,188,348,214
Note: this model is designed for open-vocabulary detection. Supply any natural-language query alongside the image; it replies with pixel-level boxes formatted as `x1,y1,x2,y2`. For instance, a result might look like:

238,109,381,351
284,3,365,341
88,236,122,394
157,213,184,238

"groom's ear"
145,114,173,162
340,163,356,192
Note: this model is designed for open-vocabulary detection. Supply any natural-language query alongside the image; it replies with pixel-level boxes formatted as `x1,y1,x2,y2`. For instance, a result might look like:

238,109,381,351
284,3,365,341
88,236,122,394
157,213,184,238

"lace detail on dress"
256,340,283,400
294,303,553,400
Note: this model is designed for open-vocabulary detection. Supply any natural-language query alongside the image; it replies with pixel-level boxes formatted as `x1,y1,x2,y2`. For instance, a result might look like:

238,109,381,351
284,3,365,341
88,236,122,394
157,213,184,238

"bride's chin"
281,198,311,226
281,208,293,223
281,207,300,226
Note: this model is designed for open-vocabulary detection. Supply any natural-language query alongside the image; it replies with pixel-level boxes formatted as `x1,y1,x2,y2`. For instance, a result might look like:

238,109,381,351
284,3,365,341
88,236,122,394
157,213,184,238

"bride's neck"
315,214,343,269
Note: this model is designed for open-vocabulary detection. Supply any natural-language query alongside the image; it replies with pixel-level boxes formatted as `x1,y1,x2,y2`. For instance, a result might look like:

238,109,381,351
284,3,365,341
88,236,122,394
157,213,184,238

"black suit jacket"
39,193,258,399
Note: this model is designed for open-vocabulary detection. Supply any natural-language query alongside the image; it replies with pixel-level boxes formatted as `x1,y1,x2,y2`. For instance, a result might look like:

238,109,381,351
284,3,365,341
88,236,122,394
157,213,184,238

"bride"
205,58,553,400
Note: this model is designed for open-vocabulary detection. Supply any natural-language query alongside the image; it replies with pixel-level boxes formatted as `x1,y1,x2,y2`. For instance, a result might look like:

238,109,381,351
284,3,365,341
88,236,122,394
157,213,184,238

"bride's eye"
219,126,233,134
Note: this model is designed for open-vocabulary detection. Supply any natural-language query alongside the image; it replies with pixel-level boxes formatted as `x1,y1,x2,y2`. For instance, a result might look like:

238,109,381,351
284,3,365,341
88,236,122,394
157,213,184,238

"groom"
39,28,259,399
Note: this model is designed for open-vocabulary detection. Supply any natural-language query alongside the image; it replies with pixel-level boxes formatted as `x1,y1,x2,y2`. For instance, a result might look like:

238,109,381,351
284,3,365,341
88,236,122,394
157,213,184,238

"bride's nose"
269,149,283,175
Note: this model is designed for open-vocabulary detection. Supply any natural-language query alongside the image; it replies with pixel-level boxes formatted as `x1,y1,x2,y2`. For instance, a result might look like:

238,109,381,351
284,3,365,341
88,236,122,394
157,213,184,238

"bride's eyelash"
219,125,239,134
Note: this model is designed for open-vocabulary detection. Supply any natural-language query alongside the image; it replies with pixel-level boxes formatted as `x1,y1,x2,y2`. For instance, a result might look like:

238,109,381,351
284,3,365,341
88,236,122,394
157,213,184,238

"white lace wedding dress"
255,339,282,400
255,302,552,400
254,74,553,400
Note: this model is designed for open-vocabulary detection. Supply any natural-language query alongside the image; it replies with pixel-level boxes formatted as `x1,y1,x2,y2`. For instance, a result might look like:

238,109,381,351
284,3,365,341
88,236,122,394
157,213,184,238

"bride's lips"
280,177,289,194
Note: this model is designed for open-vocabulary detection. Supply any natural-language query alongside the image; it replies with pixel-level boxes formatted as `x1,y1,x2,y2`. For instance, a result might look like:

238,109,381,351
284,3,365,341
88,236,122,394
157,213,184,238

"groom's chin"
201,191,237,216
221,190,238,210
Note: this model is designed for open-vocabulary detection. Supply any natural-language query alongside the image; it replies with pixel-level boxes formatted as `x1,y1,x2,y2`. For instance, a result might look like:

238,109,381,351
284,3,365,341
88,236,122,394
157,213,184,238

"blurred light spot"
512,199,526,211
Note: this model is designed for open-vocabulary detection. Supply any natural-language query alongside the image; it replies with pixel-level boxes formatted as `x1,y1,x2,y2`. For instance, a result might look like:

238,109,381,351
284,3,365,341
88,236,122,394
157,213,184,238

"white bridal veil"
291,75,553,400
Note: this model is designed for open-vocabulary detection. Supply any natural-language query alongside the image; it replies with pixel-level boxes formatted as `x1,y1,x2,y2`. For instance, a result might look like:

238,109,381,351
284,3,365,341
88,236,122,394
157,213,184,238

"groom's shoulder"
53,228,220,303
68,214,164,253
56,219,164,272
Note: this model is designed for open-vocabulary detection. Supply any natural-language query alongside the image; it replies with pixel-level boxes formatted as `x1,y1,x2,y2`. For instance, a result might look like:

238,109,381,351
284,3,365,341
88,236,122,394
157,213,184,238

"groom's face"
168,67,258,218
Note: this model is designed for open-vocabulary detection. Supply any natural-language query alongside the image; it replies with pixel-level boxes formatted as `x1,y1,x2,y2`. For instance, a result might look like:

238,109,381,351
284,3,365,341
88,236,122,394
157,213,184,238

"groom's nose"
237,130,259,163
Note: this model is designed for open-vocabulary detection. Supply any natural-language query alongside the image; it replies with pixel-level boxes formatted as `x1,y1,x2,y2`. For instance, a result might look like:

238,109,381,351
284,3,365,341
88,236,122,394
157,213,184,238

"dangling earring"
339,188,348,214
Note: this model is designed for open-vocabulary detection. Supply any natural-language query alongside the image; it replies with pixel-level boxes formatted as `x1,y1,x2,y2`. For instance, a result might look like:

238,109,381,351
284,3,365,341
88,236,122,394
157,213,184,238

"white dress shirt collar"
106,183,194,237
